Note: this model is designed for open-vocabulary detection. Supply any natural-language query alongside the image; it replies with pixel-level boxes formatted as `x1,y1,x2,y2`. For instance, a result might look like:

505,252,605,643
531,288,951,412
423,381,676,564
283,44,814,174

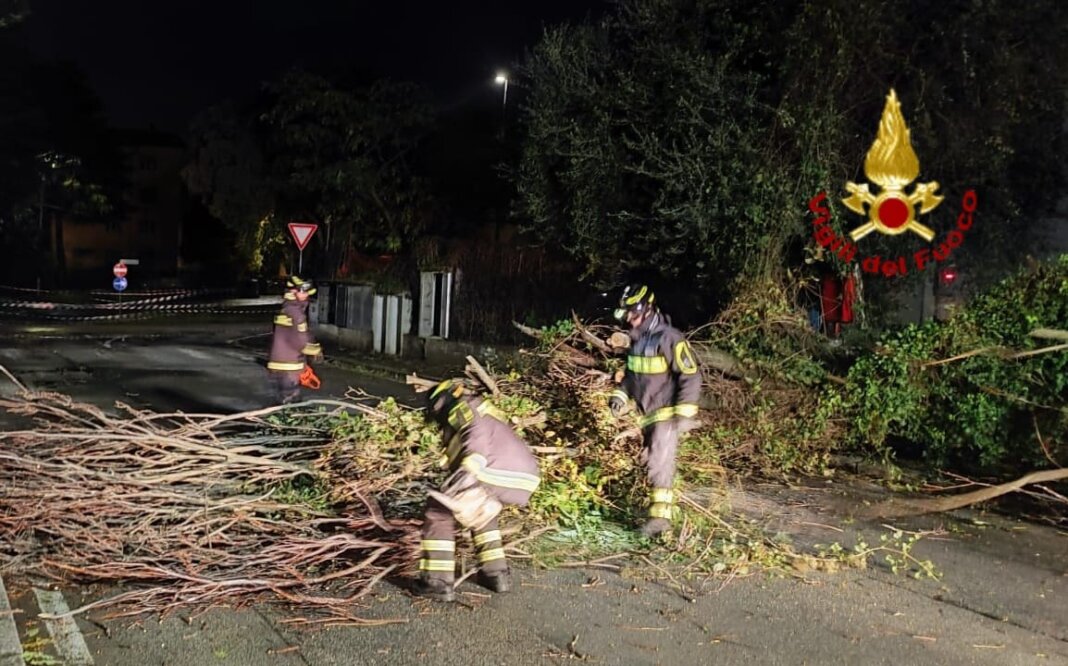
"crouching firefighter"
609,284,701,538
266,276,322,404
415,379,541,602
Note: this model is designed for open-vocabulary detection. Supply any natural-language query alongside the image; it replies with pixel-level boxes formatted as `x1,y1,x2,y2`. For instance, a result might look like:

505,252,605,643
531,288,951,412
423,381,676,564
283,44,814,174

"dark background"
19,1,608,131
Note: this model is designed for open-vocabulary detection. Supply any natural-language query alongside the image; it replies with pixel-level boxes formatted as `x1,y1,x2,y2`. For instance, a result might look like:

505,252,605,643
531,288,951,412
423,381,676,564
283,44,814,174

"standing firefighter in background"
609,284,701,538
267,276,322,404
415,379,541,602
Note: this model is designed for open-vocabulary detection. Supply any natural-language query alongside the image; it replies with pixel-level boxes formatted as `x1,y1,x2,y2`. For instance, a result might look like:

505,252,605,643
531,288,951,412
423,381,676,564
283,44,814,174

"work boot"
412,577,455,602
477,569,512,593
639,518,672,539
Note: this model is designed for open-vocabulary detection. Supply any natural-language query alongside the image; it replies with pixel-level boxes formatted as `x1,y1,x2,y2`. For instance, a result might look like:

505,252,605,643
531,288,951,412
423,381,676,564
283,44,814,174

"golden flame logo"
843,90,942,241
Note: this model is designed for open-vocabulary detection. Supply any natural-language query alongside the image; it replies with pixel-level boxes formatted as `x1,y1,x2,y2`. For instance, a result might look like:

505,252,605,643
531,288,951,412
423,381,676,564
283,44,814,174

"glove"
428,471,502,531
609,395,627,418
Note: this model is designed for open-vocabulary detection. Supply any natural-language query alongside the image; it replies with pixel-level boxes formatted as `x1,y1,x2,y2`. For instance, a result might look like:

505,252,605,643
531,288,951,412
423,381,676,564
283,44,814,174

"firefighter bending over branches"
414,379,541,602
267,276,322,404
609,284,702,538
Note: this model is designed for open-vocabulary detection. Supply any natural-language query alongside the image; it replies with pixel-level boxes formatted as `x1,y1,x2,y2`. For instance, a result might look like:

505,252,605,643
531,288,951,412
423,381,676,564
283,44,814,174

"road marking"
33,588,93,665
0,576,24,666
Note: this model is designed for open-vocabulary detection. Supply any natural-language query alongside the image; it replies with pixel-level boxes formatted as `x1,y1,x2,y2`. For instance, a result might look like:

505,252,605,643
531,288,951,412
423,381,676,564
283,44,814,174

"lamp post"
494,72,508,109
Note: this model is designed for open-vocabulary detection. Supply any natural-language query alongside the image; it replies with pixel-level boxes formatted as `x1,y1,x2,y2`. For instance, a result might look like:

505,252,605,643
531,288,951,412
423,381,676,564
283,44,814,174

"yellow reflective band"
477,547,506,563
420,540,456,552
444,433,463,467
627,355,669,374
651,488,674,504
473,530,502,546
301,343,321,355
447,401,474,430
267,361,305,371
610,389,628,402
274,315,293,326
624,285,648,306
297,322,308,332
419,559,455,572
283,292,297,301
461,455,541,492
674,341,699,375
674,403,699,418
649,503,673,520
475,400,509,423
639,406,676,428
460,454,487,473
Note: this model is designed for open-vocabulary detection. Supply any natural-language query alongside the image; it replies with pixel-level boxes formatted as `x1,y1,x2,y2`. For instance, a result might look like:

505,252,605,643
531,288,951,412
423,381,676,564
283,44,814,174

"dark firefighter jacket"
267,294,321,372
440,397,541,497
611,312,701,428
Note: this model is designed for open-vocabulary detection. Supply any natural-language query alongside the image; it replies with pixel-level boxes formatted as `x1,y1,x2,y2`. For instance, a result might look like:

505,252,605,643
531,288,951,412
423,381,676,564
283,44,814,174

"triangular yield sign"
287,222,318,251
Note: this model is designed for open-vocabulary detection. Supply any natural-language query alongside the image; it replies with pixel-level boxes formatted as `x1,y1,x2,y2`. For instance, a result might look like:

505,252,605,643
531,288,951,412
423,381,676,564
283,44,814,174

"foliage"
183,103,279,274
262,70,435,268
0,33,123,283
516,0,1068,310
0,0,28,29
184,69,436,277
516,0,813,305
843,255,1068,472
689,278,848,475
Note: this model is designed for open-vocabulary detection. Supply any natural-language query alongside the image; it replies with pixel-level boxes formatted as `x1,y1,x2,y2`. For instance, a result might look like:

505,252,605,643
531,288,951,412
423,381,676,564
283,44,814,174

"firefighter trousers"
641,420,678,489
640,420,679,520
268,370,301,405
419,486,531,583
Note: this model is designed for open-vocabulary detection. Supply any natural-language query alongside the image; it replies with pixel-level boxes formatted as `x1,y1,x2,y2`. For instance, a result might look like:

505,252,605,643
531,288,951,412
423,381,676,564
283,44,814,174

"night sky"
20,0,608,131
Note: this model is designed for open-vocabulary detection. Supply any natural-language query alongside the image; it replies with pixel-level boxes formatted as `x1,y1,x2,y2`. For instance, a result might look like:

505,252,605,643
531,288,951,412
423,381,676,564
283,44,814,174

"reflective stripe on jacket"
441,397,541,496
268,295,320,371
615,313,701,425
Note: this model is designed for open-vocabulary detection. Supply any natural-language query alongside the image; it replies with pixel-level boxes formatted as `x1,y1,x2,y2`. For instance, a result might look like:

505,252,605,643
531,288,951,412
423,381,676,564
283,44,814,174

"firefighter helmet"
286,275,317,296
426,379,465,422
614,284,656,321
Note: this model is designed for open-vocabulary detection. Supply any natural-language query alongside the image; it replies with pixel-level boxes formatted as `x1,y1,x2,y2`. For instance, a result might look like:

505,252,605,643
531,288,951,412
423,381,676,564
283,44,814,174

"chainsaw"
299,366,321,390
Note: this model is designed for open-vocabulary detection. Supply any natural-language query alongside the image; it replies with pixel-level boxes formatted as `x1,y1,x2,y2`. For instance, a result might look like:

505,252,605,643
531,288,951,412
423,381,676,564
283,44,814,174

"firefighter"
608,284,701,538
266,276,322,404
414,379,541,602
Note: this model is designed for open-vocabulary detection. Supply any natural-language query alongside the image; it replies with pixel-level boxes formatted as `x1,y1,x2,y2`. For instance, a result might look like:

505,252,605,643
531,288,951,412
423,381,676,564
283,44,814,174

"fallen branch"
512,320,542,339
571,312,612,354
465,356,500,397
862,467,1068,519
1030,328,1068,342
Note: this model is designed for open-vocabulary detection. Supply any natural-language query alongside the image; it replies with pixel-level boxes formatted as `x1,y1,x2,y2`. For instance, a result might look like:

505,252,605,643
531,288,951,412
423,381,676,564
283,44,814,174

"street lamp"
494,72,508,109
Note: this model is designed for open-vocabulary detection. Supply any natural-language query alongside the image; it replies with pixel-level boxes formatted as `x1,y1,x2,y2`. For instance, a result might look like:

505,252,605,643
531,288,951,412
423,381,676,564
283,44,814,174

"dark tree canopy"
515,0,1068,310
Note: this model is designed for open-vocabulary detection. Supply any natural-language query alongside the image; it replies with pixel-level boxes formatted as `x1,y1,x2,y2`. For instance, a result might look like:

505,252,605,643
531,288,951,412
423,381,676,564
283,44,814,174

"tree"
0,0,28,29
261,69,435,276
0,32,120,284
184,70,437,278
183,102,278,275
515,0,1068,313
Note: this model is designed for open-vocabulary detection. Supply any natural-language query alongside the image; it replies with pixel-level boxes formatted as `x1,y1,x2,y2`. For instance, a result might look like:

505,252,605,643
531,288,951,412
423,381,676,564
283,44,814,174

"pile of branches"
0,391,422,627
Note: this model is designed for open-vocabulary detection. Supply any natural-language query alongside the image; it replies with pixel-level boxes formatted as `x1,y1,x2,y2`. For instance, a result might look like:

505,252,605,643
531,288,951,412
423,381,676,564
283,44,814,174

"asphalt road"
0,325,1065,665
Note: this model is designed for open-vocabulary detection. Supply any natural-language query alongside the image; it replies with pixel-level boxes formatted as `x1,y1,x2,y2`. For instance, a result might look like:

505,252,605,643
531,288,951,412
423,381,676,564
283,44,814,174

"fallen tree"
863,467,1068,519
0,390,424,626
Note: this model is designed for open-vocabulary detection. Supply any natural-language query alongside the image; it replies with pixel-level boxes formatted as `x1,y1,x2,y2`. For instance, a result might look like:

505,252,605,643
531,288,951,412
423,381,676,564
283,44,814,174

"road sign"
287,223,318,251
113,277,128,292
113,262,127,278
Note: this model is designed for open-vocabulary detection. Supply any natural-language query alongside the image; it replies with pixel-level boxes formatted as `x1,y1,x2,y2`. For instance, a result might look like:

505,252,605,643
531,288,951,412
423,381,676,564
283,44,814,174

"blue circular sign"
113,276,128,292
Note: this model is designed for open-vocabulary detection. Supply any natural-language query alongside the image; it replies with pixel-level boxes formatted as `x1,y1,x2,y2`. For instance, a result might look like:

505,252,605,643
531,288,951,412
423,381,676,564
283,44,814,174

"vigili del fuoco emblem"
843,89,942,242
